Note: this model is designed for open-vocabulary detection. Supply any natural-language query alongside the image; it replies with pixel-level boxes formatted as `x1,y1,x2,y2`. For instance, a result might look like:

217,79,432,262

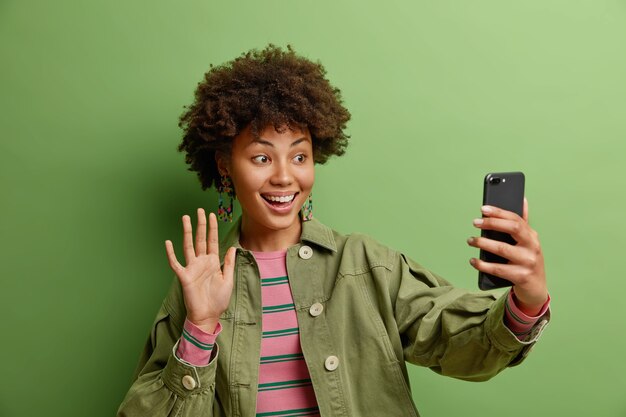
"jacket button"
309,303,324,317
182,375,197,390
298,245,313,260
324,355,339,371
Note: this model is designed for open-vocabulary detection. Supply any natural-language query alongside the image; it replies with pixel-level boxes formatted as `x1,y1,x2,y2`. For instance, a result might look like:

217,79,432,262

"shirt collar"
219,216,337,258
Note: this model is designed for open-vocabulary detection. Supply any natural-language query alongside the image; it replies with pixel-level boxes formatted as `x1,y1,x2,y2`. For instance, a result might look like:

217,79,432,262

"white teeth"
265,194,295,203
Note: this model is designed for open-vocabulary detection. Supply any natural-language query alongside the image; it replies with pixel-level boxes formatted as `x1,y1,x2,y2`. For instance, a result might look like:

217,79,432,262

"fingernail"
481,206,492,214
473,218,483,226
467,237,475,244
469,258,476,266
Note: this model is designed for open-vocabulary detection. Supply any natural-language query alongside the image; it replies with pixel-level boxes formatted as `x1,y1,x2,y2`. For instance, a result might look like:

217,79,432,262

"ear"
215,151,230,177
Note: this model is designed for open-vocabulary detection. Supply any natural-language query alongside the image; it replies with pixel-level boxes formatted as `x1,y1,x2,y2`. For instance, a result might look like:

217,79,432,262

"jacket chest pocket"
327,273,399,365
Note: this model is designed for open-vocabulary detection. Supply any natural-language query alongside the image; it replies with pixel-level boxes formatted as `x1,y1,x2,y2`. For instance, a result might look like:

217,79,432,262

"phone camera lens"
489,177,501,185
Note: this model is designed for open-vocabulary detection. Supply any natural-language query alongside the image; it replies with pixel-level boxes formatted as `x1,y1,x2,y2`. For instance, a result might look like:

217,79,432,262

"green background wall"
2,1,625,416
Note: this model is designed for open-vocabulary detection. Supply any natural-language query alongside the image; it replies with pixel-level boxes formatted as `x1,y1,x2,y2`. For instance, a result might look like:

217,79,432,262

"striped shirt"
253,250,320,417
503,288,551,340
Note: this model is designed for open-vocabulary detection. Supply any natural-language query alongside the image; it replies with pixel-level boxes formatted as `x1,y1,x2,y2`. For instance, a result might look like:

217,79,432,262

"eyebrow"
250,137,309,148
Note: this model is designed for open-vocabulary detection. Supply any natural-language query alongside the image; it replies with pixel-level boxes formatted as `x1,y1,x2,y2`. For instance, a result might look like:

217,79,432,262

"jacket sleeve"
117,279,219,416
392,252,549,382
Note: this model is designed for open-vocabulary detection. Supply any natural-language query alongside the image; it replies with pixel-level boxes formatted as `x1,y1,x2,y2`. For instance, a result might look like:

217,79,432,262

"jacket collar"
220,216,337,258
299,217,337,252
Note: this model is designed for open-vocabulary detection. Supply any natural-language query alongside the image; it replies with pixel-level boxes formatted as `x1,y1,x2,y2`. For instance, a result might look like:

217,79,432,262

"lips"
261,192,299,210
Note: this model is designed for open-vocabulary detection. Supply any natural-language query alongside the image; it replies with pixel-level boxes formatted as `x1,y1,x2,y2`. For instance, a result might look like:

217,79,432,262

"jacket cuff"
486,293,550,365
160,340,219,398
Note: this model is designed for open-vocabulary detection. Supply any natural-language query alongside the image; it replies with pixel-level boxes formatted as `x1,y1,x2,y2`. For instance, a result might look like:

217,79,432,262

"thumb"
222,247,237,283
523,197,529,222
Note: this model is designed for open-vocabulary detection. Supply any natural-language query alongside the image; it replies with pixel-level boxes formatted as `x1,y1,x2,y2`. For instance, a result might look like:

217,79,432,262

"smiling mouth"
261,193,298,208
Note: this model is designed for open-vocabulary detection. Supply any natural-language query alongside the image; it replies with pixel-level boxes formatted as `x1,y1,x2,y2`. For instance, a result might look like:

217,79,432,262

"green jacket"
118,218,549,417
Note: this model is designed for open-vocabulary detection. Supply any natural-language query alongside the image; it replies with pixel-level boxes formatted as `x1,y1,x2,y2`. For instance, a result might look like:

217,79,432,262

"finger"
481,205,523,221
473,217,532,245
222,246,237,282
195,208,207,256
208,212,220,256
469,257,527,284
165,240,184,273
467,236,529,265
523,197,529,222
182,215,195,265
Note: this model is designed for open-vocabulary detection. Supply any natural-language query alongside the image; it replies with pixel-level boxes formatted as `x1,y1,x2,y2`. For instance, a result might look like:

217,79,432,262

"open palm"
165,208,236,332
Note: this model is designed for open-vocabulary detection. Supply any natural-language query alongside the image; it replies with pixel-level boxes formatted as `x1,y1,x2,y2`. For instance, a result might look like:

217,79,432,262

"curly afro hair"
177,44,351,190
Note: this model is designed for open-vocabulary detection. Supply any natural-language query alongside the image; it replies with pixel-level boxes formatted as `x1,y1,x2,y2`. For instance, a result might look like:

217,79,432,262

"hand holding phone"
467,173,548,314
477,172,525,290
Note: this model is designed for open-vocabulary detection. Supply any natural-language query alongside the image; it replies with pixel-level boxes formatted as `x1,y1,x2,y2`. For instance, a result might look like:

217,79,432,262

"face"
218,124,315,241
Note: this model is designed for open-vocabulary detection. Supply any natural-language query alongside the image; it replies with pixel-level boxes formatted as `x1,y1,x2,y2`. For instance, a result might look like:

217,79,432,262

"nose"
270,160,294,187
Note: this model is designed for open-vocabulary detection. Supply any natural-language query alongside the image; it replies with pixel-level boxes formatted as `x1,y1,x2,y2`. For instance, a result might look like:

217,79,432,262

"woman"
117,45,550,417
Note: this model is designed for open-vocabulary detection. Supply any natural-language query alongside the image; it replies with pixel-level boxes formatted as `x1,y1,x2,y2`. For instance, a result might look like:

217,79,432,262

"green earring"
301,193,313,221
217,175,234,222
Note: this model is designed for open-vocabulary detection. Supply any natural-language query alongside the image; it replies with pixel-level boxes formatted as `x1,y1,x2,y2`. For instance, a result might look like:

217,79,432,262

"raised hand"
467,198,548,316
165,208,237,333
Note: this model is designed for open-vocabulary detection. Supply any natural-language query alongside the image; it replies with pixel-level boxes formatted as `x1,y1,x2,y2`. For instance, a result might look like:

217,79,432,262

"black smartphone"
478,172,525,290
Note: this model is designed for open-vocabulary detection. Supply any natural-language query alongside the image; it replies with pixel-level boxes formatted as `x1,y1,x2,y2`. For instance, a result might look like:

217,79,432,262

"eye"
252,155,269,164
293,154,307,164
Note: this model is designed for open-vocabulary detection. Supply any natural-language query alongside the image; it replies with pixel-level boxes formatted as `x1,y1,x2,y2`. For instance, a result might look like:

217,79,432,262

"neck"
239,216,302,252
